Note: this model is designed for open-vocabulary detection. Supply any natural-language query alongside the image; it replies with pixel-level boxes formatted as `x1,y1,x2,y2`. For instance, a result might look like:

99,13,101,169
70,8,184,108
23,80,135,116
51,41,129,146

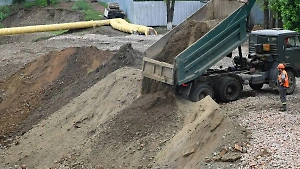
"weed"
0,6,11,21
84,10,104,21
72,0,91,11
72,0,105,21
98,1,108,8
23,0,57,9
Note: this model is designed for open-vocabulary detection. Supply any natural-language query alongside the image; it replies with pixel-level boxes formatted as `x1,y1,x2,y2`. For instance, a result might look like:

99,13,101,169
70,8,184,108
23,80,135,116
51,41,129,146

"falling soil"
141,20,214,96
154,20,212,64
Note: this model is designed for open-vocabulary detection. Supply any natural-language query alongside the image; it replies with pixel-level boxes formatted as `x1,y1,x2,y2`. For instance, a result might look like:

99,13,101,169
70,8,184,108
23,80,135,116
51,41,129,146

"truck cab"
248,29,300,94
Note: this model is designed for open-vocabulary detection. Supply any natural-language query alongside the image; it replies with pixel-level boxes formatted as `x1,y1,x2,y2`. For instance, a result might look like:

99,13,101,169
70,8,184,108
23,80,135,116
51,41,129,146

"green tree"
278,0,300,32
268,0,283,28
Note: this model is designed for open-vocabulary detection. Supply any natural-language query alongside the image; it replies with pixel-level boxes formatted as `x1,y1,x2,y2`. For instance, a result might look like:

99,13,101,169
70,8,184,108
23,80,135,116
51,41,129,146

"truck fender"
177,83,192,100
227,74,243,85
285,64,299,77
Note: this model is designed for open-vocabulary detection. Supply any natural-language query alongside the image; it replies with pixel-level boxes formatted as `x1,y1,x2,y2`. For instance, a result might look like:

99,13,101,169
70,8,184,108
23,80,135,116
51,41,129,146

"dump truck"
142,0,300,102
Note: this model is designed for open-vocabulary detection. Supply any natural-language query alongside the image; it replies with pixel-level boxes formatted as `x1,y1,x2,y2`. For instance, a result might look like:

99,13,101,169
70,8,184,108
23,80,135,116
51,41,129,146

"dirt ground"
0,1,299,169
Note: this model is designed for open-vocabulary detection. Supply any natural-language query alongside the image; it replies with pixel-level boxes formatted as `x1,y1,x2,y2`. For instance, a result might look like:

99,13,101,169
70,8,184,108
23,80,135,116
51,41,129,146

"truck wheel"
218,77,242,102
286,70,296,94
189,84,214,102
249,83,263,90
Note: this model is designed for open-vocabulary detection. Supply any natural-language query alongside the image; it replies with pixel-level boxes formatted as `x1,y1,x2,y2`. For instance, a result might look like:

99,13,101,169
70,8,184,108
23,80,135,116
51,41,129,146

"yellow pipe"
0,20,110,36
0,19,157,36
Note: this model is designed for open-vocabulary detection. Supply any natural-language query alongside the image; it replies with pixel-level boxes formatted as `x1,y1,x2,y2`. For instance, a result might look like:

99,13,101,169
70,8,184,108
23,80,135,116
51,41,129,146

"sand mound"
0,43,143,145
0,46,112,140
0,67,143,168
0,91,247,169
154,96,248,168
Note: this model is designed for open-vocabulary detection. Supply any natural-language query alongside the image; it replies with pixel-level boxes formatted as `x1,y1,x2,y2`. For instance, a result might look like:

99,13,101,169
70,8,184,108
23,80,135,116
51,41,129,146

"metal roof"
251,29,298,36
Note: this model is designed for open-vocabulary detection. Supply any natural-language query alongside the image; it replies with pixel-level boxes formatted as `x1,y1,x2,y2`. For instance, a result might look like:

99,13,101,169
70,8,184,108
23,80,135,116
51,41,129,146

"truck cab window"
285,37,295,48
295,36,300,47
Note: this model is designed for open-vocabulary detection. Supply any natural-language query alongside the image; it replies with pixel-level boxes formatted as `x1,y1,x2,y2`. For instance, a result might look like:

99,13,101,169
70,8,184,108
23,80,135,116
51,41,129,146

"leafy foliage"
258,0,300,32
278,0,300,32
0,6,11,21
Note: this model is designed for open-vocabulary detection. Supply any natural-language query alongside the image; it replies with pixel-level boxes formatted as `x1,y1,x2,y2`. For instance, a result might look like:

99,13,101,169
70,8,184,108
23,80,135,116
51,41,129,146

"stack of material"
104,3,126,19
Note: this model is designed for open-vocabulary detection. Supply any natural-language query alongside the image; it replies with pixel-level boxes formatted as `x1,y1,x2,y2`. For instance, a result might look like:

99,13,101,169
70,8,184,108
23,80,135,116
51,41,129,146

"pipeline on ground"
0,18,157,36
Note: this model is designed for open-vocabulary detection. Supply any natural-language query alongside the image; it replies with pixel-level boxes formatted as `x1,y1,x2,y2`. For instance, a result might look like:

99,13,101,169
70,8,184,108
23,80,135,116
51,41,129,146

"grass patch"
50,29,69,35
23,0,58,9
72,0,104,21
83,10,104,20
98,1,108,8
72,0,92,10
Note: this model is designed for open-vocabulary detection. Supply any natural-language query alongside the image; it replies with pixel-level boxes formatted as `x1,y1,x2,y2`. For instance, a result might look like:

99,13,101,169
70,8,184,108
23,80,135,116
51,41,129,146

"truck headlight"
263,44,270,51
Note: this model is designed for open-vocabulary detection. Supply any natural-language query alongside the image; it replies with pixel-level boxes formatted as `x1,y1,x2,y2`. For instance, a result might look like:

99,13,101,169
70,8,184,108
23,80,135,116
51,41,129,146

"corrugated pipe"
0,19,157,36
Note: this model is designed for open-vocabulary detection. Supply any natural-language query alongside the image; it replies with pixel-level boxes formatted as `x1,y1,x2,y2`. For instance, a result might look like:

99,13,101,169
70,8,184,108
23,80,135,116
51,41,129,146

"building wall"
100,0,263,26
251,2,264,25
0,0,12,6
132,1,204,26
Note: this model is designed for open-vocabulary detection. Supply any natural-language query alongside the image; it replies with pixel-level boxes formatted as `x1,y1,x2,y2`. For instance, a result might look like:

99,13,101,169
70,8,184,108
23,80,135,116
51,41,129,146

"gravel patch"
220,77,300,169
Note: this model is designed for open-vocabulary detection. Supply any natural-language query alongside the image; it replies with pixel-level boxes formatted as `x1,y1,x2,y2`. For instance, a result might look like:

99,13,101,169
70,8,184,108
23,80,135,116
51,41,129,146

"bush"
279,0,300,32
13,0,26,4
0,6,11,21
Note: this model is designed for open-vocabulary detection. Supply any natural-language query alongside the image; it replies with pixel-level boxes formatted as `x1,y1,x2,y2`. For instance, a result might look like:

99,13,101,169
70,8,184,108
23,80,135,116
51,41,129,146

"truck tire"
218,77,242,102
189,84,214,102
286,70,296,94
249,83,263,90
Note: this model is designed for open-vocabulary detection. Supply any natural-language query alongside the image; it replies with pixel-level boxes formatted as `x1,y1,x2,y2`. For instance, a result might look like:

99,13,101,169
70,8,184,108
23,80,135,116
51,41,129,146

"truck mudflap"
142,57,174,85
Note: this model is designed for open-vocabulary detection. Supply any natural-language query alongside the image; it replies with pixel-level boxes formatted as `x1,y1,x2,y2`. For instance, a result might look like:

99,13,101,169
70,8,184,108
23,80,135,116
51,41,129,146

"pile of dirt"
0,5,249,168
2,7,84,27
0,46,112,141
0,43,143,145
154,96,248,168
0,67,145,168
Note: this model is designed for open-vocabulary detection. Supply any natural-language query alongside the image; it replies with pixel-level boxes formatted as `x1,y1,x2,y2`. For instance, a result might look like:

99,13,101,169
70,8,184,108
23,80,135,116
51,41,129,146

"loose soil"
154,20,218,64
0,2,252,169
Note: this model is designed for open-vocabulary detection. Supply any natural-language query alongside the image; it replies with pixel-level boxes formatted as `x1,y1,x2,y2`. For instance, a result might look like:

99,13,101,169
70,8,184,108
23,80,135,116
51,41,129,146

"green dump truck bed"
142,0,256,85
